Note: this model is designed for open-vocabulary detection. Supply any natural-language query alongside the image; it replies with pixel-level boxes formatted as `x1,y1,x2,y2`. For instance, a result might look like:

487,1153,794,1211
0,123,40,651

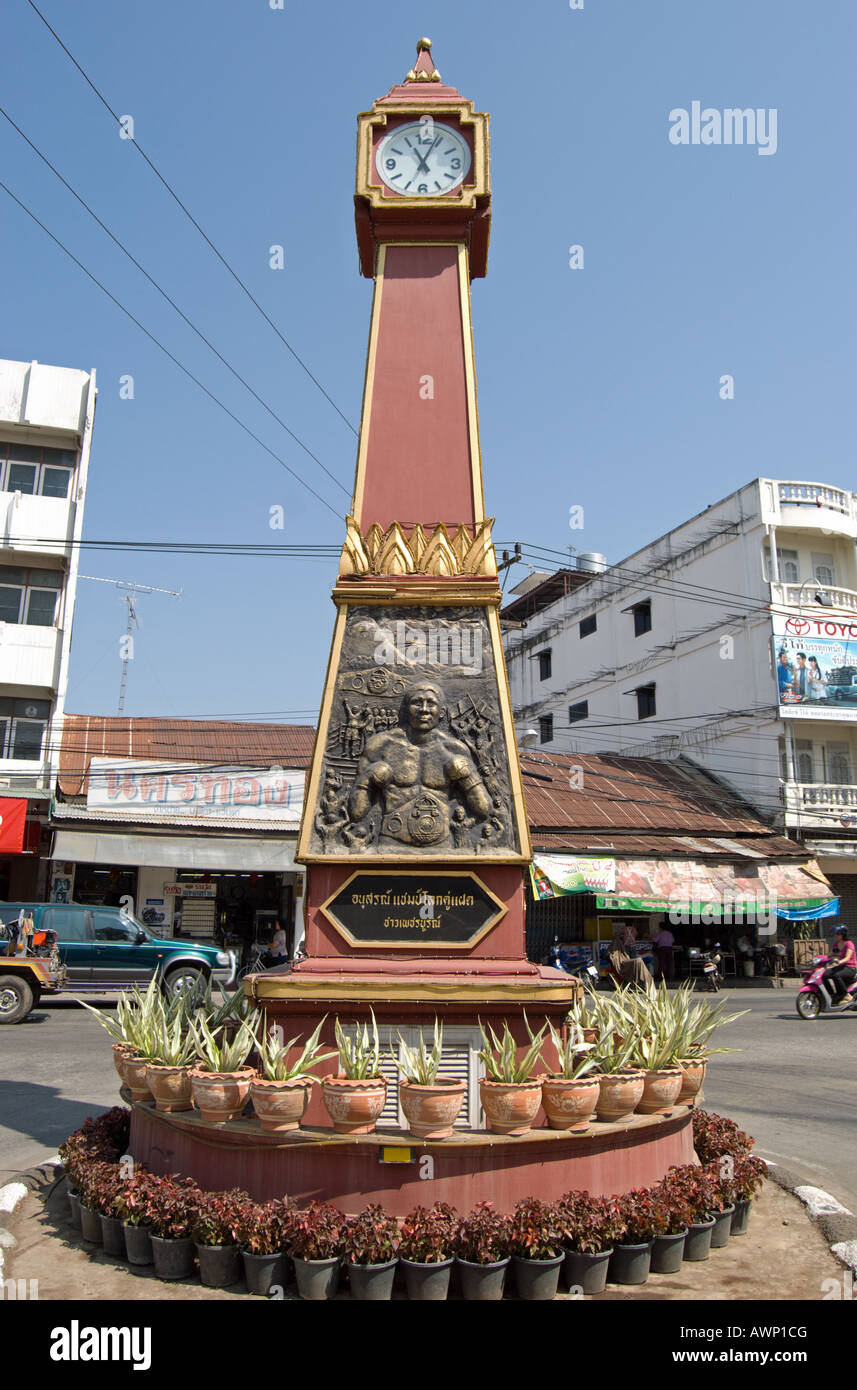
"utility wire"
24,0,359,438
0,104,349,497
0,179,343,520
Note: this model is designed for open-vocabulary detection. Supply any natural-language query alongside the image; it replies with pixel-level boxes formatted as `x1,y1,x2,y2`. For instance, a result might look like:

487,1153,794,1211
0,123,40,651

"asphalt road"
1,987,855,1210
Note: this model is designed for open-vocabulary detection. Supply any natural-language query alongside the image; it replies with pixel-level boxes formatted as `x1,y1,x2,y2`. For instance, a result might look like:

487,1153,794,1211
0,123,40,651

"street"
1,986,855,1210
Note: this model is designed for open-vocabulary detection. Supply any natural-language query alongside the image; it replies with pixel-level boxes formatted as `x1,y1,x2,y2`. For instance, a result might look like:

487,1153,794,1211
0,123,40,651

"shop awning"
531,852,834,915
51,830,297,872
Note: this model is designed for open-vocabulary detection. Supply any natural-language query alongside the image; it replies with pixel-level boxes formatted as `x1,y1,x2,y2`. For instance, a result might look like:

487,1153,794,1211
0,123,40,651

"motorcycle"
688,946,722,993
796,954,857,1020
546,943,601,987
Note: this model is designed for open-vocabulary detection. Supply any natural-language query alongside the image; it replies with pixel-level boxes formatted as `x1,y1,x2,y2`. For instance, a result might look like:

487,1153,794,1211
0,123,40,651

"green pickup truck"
0,901,237,1001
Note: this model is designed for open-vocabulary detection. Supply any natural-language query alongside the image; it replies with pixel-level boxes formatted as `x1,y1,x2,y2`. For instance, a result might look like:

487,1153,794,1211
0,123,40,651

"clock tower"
257,38,575,1055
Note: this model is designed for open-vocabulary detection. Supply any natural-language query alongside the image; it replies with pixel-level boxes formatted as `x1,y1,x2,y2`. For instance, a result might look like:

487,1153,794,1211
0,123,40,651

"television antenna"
78,576,182,714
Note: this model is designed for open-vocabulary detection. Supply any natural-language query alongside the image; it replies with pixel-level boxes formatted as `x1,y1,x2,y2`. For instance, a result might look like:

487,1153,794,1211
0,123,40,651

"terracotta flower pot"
399,1077,466,1139
541,1075,601,1132
123,1056,155,1104
635,1067,683,1116
676,1056,707,1104
191,1067,256,1124
595,1069,644,1122
321,1075,387,1134
479,1076,544,1136
112,1043,132,1081
250,1077,313,1132
145,1063,194,1113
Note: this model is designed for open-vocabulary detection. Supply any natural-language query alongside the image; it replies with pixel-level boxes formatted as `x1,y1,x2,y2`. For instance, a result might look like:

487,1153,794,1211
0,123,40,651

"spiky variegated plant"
334,1008,382,1080
256,1018,338,1082
191,1012,260,1074
478,1014,547,1084
541,1019,599,1081
393,1018,445,1085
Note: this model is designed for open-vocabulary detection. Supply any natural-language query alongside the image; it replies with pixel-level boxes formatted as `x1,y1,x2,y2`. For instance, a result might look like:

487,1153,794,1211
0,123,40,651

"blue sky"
1,0,854,723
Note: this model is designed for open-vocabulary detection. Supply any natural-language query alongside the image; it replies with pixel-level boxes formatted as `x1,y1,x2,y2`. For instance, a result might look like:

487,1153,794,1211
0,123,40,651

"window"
539,714,554,744
635,684,656,720
538,650,552,681
43,907,88,942
579,614,597,638
91,910,140,943
569,701,589,724
825,743,852,786
0,567,62,627
0,442,75,499
0,697,51,761
632,600,652,637
812,553,836,589
795,739,815,783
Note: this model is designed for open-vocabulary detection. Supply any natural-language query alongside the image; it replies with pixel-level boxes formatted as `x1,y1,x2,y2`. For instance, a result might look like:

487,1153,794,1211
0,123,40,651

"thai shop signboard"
86,759,305,824
773,612,857,721
530,854,616,900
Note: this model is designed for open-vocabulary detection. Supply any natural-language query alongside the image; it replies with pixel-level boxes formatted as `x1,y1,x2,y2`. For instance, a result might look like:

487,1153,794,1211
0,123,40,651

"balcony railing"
770,581,857,614
778,482,850,513
0,489,75,557
0,624,62,689
783,782,857,825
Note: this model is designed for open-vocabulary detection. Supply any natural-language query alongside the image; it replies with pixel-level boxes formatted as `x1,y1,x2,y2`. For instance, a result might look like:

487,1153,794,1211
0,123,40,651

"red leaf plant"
692,1109,754,1164
344,1204,400,1266
289,1201,346,1262
190,1189,253,1248
398,1203,458,1264
556,1192,624,1255
236,1198,295,1256
509,1197,565,1261
454,1202,513,1265
146,1175,202,1240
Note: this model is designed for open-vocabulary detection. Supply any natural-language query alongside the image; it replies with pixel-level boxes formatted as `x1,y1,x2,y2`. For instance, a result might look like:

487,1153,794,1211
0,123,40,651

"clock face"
376,121,471,197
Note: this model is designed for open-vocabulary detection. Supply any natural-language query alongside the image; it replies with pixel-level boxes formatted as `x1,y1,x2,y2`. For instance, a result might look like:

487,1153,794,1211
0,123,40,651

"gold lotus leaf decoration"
340,517,496,577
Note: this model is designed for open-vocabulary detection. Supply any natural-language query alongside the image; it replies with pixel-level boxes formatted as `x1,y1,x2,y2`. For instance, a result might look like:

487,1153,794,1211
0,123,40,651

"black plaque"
321,871,506,949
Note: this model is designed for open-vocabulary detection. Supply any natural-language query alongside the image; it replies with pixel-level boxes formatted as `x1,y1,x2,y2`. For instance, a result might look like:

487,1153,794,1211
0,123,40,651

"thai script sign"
321,871,505,948
86,758,305,824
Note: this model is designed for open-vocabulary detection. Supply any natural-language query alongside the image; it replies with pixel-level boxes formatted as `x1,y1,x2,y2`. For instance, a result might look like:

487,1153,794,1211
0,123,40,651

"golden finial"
417,37,432,51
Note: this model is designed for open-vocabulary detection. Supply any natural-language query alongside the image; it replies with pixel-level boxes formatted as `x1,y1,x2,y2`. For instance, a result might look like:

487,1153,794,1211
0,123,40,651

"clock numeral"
385,158,397,170
417,184,428,194
450,158,461,170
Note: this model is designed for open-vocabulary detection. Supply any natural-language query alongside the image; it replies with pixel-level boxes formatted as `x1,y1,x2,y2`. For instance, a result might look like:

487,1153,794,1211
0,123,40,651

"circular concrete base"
127,1093,695,1215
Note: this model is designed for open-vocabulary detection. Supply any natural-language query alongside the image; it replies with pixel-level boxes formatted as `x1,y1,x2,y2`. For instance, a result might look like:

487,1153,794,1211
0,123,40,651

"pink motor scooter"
795,954,857,1020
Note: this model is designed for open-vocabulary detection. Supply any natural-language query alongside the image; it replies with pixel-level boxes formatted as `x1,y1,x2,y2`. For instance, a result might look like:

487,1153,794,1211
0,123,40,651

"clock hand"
413,147,431,175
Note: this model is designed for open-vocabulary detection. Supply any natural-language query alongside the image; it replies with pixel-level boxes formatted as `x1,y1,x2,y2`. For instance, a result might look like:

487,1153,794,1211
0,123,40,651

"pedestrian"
655,923,675,982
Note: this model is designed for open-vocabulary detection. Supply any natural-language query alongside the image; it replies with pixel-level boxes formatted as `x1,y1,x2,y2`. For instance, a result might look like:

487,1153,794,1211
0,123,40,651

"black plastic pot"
293,1255,340,1301
683,1217,715,1262
710,1205,735,1249
242,1250,288,1297
150,1234,195,1281
79,1203,103,1244
402,1257,453,1301
123,1222,153,1266
197,1242,243,1289
608,1240,653,1285
457,1257,510,1301
563,1248,612,1295
67,1190,82,1232
650,1230,687,1274
347,1258,398,1301
512,1254,563,1301
100,1213,126,1258
731,1199,753,1236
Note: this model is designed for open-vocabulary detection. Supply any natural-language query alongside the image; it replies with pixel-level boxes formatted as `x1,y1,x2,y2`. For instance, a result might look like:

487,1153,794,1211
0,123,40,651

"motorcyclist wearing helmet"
824,928,857,1003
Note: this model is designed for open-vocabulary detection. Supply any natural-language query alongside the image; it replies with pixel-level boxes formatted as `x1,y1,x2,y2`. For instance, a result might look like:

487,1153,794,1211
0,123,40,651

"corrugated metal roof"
58,714,315,796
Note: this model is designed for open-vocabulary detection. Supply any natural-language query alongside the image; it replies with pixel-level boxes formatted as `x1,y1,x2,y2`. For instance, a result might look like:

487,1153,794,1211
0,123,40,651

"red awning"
0,799,28,854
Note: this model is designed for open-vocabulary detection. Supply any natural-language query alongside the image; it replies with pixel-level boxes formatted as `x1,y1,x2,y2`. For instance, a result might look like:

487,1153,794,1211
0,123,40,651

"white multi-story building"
0,358,95,898
502,478,857,918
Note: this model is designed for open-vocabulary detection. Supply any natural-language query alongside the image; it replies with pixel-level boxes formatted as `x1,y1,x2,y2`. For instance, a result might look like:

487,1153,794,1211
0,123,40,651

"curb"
0,1156,63,1283
764,1161,857,1274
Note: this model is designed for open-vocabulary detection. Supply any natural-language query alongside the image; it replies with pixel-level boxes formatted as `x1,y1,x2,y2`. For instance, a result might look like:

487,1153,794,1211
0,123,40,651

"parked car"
0,954,62,1023
0,902,237,999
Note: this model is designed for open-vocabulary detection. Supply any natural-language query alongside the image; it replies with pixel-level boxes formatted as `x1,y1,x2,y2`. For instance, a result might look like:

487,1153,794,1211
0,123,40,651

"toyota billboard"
773,612,857,721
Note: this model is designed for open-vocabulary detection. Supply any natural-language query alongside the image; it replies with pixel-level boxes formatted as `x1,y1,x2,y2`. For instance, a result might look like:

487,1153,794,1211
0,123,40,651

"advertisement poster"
530,854,616,900
773,612,857,721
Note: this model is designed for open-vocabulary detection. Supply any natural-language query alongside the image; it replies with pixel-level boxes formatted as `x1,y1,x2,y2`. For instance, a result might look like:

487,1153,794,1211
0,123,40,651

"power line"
24,0,359,438
0,103,349,498
0,178,343,520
